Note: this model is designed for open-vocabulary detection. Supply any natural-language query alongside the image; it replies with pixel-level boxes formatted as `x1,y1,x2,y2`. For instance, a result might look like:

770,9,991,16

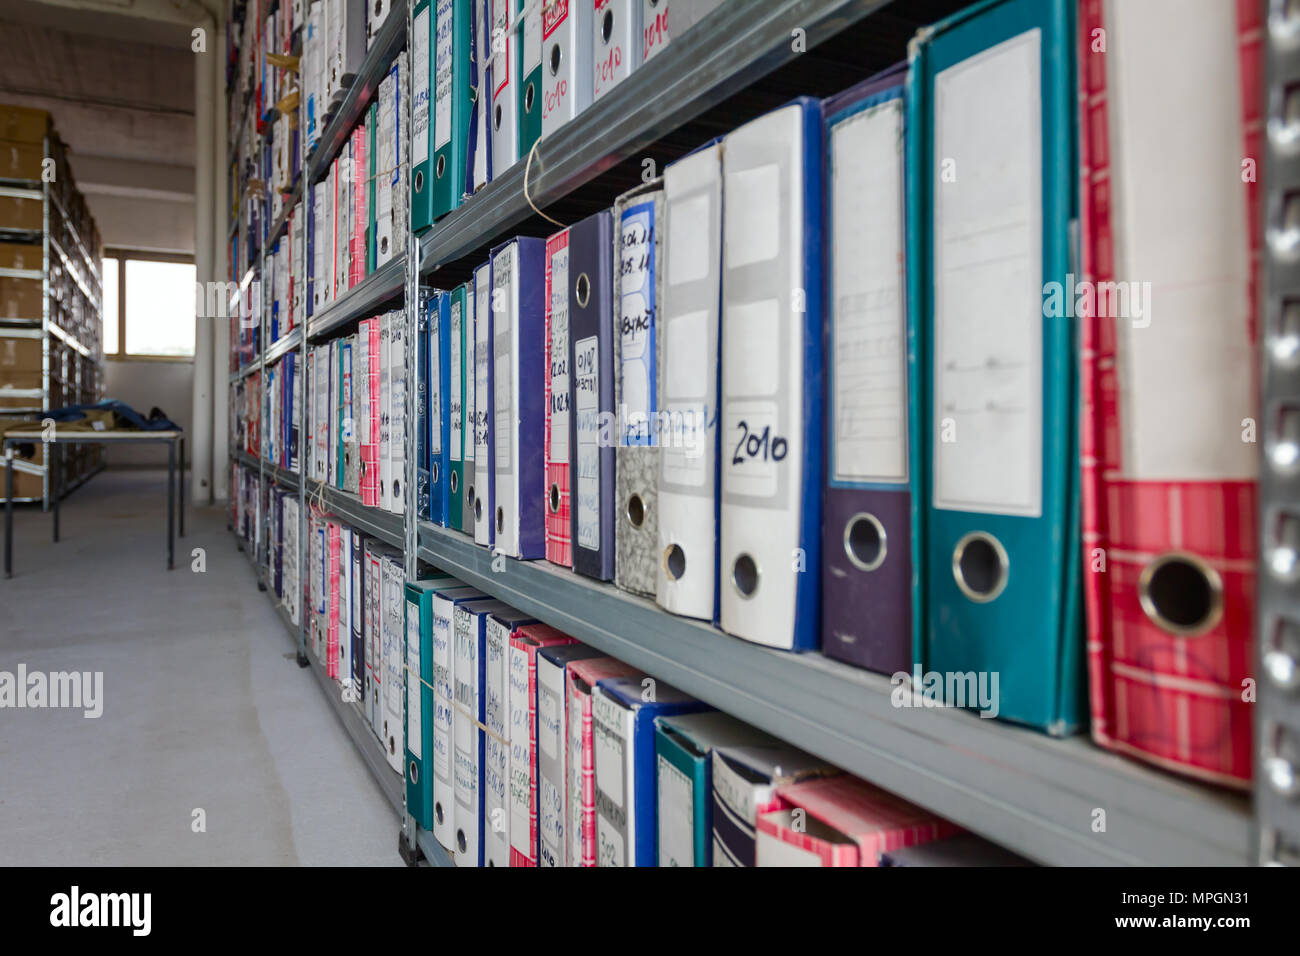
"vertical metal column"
41,135,50,511
298,30,311,668
1261,0,1300,867
401,0,421,862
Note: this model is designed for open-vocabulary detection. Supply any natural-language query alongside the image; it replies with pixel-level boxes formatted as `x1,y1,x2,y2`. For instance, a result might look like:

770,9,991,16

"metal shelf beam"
306,254,406,341
419,0,890,275
415,520,1251,867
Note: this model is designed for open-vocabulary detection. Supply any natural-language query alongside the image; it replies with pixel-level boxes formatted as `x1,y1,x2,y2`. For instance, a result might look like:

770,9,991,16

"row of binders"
409,0,725,228
303,308,409,511
401,0,1258,789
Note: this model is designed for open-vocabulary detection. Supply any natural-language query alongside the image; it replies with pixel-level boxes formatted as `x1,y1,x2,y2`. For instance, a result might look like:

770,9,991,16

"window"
100,252,196,359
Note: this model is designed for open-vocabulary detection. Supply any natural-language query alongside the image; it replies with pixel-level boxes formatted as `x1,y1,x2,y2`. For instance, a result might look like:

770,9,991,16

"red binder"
361,317,382,508
545,228,573,567
1079,0,1259,787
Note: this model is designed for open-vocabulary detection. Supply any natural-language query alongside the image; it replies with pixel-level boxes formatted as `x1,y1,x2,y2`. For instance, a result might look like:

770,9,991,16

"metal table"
3,430,185,577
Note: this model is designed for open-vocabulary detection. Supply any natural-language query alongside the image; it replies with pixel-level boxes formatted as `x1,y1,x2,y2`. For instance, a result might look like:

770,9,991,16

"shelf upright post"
1261,0,1300,867
298,53,311,668
399,0,422,865
41,134,51,512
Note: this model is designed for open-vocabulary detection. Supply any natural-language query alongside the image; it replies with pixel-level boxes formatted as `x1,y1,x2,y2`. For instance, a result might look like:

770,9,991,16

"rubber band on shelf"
523,138,565,229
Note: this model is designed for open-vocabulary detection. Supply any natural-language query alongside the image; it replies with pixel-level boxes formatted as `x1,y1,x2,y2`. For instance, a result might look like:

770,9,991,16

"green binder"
515,0,542,158
430,0,474,221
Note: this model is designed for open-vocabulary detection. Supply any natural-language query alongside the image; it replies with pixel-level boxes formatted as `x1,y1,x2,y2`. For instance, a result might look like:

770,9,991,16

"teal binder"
515,0,541,158
428,0,474,222
910,0,1083,733
405,575,459,830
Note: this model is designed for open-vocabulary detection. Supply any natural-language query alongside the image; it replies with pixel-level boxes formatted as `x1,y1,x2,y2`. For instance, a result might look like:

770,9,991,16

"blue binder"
429,290,452,526
417,293,431,521
909,0,1083,733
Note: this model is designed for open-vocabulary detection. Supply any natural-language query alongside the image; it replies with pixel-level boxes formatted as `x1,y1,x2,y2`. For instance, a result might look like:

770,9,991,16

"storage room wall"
0,0,197,467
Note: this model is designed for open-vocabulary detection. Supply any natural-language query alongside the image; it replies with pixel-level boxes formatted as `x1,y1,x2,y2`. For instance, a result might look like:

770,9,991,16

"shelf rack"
0,129,104,506
223,0,1270,867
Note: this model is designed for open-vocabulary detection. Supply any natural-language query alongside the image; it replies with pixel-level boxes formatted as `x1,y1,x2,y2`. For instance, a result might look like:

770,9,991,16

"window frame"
102,248,197,363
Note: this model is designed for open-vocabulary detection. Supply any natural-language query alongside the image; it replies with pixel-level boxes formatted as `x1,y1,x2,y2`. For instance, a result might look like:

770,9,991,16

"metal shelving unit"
1260,6,1300,867
306,254,407,341
0,129,104,506
220,0,1272,868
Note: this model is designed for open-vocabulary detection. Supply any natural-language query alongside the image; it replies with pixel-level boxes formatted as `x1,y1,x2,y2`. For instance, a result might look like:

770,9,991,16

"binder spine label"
406,597,423,759
574,334,600,550
435,0,454,150
546,231,572,564
451,297,464,462
414,5,432,167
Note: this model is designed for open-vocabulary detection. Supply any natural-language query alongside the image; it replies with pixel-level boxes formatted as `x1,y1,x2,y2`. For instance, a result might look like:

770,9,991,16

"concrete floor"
0,469,401,865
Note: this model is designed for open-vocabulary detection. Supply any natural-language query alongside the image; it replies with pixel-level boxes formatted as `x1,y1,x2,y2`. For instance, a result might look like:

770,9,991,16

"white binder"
381,553,406,772
655,141,723,621
474,262,494,546
454,599,508,866
472,0,492,191
379,313,393,512
432,585,483,850
483,608,534,866
312,182,327,312
389,308,407,515
540,0,592,138
593,0,641,101
718,101,821,651
464,279,478,531
489,0,518,178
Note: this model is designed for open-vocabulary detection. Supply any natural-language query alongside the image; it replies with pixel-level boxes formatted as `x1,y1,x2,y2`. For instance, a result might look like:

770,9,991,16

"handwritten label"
507,645,532,854
574,334,600,550
434,0,453,151
548,243,571,461
618,202,656,445
413,5,431,166
406,598,422,759
723,401,784,498
657,754,693,867
450,298,463,461
429,305,442,456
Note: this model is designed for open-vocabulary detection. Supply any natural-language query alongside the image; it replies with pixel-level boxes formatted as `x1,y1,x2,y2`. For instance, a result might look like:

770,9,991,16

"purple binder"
821,63,915,675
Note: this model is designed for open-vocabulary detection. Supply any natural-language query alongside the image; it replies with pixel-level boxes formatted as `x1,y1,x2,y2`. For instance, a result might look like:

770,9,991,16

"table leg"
51,443,60,543
178,437,185,538
167,441,175,570
4,444,13,578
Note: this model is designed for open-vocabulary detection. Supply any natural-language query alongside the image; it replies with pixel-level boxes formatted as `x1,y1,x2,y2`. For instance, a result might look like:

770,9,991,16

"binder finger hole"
525,82,535,113
457,830,467,854
414,170,424,192
844,512,886,572
626,493,645,528
549,483,560,513
952,532,1008,603
664,544,686,581
434,802,444,825
732,554,759,599
474,496,482,522
436,155,446,180
408,761,418,784
549,43,561,76
496,506,504,534
1138,552,1224,637
466,483,475,509
431,462,439,485
494,103,503,131
450,470,459,494
601,9,614,43
575,273,591,308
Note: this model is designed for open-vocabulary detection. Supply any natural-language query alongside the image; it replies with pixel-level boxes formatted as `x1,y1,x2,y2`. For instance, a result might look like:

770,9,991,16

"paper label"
493,250,513,471
831,99,907,485
667,194,708,285
933,30,1043,517
549,243,571,460
722,400,782,498
406,597,422,759
432,600,453,780
724,163,780,267
413,5,431,166
465,287,476,465
592,692,627,867
657,754,693,867
434,0,454,151
450,299,463,460
507,644,531,853
574,334,600,550
619,201,656,445
429,304,442,456
567,685,585,866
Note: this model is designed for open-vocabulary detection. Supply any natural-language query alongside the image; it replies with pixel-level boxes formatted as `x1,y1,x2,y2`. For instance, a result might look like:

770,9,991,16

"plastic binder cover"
483,608,536,866
612,182,664,598
432,585,485,849
545,228,574,567
656,140,723,622
912,0,1083,733
449,282,469,531
454,599,509,866
492,237,547,559
473,261,494,546
718,98,824,652
463,278,478,533
430,291,452,525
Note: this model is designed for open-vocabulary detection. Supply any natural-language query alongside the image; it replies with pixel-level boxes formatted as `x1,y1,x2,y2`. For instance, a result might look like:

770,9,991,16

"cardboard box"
0,140,44,181
0,335,42,374
755,775,960,867
710,743,835,867
0,242,41,271
654,711,783,867
0,196,42,232
0,276,42,319
0,105,52,144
